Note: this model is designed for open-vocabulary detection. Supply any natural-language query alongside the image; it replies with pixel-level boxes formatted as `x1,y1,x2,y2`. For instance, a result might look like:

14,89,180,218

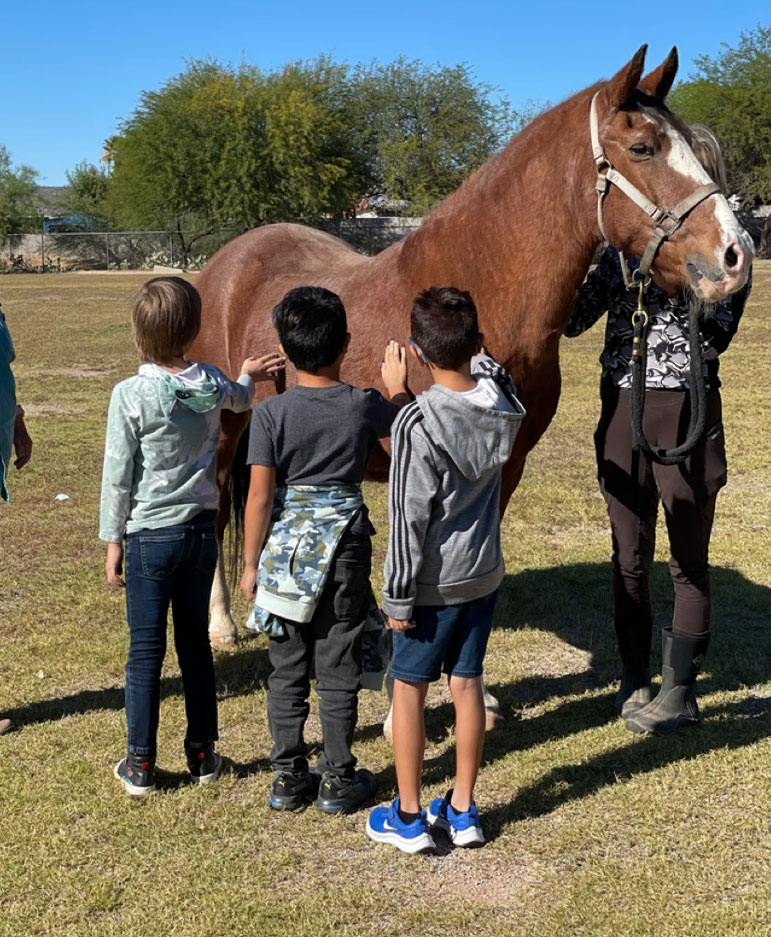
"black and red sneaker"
114,754,156,797
185,742,224,785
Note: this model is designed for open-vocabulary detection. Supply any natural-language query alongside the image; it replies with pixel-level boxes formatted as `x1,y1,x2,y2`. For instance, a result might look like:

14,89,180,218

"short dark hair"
271,286,348,373
410,287,479,369
131,276,201,363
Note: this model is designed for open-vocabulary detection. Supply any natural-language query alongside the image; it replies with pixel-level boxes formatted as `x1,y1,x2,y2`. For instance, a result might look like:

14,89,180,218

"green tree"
0,146,39,247
104,59,365,261
350,59,516,215
669,25,771,203
64,161,109,226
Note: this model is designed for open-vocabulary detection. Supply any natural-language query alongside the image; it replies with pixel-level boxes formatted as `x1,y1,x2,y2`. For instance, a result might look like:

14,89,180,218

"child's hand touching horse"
241,352,286,382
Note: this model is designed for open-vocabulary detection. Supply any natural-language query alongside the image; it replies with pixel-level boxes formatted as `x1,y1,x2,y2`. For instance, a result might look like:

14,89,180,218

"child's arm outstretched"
99,386,139,588
381,340,411,406
218,353,286,412
382,412,439,631
239,465,276,600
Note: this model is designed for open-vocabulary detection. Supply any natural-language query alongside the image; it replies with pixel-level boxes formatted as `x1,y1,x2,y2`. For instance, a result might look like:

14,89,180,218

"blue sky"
2,0,767,185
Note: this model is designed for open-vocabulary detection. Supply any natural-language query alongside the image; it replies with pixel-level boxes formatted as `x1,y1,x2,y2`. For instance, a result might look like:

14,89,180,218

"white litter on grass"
54,493,70,502
35,670,44,679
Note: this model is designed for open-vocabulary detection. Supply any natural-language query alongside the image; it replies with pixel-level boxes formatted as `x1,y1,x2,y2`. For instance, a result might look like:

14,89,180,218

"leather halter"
589,92,720,287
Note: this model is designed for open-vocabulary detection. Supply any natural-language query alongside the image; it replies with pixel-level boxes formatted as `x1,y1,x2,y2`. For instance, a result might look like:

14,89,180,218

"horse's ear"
638,47,679,100
602,45,648,110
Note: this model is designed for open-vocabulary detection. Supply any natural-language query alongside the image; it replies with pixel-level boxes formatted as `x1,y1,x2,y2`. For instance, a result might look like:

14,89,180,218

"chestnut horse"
192,46,752,680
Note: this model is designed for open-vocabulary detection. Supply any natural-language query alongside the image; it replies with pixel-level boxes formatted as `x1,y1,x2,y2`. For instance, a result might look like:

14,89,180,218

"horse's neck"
392,89,601,371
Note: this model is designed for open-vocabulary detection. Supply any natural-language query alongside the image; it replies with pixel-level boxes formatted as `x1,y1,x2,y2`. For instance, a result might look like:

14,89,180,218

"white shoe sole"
113,761,155,797
366,820,436,854
194,756,224,785
427,807,485,847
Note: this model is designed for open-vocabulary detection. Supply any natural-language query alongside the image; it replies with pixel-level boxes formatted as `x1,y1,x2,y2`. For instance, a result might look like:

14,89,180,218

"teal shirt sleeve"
216,372,255,412
99,384,139,542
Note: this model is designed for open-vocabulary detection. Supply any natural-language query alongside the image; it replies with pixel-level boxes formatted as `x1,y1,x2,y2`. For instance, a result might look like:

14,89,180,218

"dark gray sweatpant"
595,383,727,667
267,517,371,779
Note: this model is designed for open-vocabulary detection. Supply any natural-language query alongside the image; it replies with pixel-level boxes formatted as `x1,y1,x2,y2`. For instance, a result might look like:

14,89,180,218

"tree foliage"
669,25,771,203
104,59,363,237
0,146,39,244
349,59,515,215
64,161,109,224
83,56,515,241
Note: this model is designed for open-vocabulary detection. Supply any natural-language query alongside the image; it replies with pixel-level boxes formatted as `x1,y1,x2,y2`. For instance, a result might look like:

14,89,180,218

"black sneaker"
316,769,377,815
114,754,156,797
269,771,321,811
185,742,224,785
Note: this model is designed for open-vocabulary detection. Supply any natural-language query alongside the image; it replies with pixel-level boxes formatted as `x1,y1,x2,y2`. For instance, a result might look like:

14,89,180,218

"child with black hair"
240,285,410,814
367,287,525,852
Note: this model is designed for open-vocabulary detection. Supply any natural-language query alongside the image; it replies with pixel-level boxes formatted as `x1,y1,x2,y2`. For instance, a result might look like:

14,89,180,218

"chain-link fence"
2,218,424,273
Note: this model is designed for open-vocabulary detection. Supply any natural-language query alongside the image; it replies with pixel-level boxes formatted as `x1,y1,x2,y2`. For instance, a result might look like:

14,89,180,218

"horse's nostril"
725,244,739,270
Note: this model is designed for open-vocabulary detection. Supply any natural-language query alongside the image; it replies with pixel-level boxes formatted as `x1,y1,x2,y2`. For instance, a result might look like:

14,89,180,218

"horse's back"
193,224,368,375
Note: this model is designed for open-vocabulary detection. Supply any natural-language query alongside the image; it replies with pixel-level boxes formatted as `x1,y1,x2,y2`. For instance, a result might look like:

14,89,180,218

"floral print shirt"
565,247,751,391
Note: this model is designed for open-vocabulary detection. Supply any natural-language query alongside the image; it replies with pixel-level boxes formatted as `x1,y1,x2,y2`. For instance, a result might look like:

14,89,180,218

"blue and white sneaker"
366,798,436,854
427,791,485,847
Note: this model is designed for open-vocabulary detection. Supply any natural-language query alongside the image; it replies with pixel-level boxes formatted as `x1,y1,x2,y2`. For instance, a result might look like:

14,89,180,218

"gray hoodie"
382,355,525,620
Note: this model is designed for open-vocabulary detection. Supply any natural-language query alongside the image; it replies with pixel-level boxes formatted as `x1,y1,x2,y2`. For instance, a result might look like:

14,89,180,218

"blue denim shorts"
389,590,498,683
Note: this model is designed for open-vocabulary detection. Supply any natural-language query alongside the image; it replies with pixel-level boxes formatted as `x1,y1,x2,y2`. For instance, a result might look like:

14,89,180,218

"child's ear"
477,332,485,353
409,344,427,367
343,333,352,353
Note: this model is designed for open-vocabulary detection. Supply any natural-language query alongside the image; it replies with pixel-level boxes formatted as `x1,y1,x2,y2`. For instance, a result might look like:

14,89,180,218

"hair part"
410,287,479,369
271,286,348,373
131,277,201,363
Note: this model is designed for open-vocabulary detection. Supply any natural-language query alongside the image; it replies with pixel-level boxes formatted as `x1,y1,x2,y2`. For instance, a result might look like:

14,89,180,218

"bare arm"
239,464,277,600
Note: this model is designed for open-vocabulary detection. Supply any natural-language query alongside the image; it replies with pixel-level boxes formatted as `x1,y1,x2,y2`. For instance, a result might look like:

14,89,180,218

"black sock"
397,806,420,825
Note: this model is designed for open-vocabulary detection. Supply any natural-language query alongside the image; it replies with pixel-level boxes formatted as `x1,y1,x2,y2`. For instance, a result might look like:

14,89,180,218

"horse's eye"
629,142,653,158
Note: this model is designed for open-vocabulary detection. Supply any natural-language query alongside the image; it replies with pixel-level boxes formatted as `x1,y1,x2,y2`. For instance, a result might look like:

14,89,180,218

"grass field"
1,267,770,937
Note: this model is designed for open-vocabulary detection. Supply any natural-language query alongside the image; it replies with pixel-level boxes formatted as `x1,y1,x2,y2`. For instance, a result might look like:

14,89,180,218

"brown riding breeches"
595,383,727,655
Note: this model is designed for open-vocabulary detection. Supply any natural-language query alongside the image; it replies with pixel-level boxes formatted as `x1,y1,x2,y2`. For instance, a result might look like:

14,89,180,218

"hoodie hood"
417,357,525,481
138,362,221,415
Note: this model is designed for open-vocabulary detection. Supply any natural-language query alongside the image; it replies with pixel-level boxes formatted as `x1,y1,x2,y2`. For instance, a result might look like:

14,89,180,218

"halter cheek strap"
590,92,720,285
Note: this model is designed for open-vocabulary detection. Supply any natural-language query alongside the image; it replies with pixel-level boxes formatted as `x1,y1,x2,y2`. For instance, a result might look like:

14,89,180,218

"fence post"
105,233,109,271
169,233,173,268
41,228,45,273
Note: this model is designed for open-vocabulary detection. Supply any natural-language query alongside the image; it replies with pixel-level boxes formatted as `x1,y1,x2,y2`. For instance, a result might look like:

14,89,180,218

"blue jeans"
124,511,219,757
390,590,498,683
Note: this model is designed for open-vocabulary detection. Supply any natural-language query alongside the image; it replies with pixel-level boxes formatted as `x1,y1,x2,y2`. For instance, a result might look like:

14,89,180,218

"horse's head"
593,46,753,301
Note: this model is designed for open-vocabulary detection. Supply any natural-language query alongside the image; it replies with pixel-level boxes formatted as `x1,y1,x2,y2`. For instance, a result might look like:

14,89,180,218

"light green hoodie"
99,362,254,542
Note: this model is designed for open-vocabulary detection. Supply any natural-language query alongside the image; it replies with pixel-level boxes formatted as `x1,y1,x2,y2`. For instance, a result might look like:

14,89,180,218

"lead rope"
629,281,708,465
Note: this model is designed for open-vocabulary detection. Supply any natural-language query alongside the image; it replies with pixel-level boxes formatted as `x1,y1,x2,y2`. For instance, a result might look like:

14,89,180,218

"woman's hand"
13,414,32,469
381,341,408,397
240,566,258,601
241,352,286,383
105,542,125,589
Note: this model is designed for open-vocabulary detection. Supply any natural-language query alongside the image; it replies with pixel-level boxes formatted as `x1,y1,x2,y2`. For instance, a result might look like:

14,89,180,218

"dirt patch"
23,403,86,417
23,367,114,379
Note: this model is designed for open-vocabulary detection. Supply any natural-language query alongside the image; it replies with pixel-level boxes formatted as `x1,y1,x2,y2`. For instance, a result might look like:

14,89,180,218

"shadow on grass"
5,638,271,728
8,563,771,818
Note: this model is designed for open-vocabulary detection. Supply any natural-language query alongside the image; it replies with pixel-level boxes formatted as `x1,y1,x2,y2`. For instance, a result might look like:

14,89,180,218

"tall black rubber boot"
613,594,653,718
624,628,710,735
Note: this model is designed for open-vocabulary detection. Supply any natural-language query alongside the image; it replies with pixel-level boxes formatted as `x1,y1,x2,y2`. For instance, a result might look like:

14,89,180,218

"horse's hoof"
210,632,238,652
485,707,503,732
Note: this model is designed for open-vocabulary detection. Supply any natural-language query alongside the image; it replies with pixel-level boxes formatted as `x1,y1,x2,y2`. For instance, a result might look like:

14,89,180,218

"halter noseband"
589,92,720,286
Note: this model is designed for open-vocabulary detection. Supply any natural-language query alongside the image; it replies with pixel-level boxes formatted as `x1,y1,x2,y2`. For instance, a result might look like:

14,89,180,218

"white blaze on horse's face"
661,123,753,301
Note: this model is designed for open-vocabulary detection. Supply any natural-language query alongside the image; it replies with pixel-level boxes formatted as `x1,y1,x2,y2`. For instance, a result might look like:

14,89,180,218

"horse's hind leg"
209,409,251,651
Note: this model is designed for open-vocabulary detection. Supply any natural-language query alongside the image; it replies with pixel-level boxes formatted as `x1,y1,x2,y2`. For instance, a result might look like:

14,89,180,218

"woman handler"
565,127,752,735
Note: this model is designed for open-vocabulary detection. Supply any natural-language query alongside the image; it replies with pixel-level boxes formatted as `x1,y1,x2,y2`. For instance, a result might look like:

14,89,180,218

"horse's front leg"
208,409,251,651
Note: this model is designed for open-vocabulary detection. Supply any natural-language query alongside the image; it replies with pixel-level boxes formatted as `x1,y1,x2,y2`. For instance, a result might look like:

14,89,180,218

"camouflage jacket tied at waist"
248,484,364,633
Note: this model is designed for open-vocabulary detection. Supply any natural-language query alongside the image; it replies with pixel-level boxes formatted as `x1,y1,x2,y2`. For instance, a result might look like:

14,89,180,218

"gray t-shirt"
247,383,399,485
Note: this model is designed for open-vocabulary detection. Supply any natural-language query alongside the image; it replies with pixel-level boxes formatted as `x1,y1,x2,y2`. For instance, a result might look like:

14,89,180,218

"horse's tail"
227,414,252,589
